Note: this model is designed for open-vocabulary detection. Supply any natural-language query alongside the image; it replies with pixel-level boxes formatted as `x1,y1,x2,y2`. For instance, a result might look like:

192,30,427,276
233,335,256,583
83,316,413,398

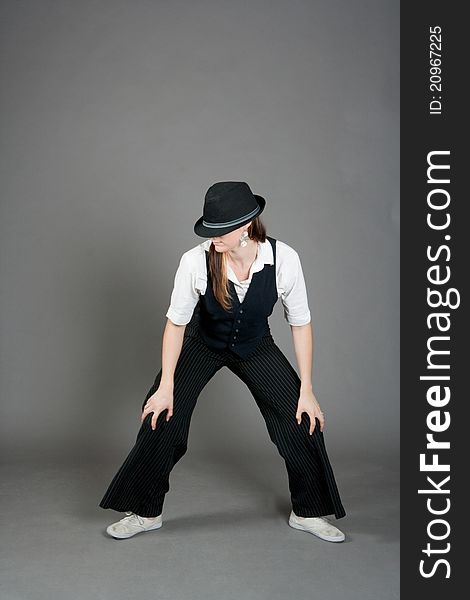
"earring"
239,231,249,247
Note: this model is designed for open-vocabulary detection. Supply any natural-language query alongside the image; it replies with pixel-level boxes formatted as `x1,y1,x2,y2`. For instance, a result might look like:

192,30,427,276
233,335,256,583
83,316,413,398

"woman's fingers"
307,411,325,434
150,408,173,428
141,404,154,422
151,410,160,430
141,388,174,427
297,409,317,434
141,404,174,429
314,411,325,433
296,403,325,435
309,412,316,435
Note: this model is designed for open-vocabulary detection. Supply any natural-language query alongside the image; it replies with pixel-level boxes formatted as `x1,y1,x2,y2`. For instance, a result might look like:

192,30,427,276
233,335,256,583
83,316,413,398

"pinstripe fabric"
99,325,346,519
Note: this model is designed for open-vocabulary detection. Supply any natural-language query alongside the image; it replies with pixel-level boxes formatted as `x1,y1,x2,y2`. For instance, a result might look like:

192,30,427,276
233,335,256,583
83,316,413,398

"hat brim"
194,194,266,237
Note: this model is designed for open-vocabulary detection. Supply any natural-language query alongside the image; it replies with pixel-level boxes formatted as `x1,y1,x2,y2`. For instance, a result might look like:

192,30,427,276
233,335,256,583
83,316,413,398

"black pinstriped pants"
99,326,346,520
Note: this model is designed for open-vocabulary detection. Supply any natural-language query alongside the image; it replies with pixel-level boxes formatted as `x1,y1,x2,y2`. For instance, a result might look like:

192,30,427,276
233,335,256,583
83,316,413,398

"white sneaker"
106,511,163,539
288,510,345,542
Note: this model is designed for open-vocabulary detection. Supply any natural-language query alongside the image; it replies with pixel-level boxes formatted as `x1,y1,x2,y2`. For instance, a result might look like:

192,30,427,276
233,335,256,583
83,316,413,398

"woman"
99,181,347,542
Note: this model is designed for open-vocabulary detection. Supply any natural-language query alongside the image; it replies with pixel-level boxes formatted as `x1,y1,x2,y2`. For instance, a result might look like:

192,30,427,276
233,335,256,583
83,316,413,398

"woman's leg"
99,332,224,517
226,335,346,519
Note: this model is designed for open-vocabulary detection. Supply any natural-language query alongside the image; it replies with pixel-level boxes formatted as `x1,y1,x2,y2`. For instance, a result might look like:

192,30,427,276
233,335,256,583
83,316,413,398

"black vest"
190,236,278,359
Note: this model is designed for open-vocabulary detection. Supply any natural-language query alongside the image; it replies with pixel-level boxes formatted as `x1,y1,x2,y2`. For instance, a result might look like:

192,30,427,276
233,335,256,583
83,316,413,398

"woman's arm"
291,322,313,390
291,321,325,434
160,318,187,389
141,247,203,430
276,242,323,432
140,318,186,429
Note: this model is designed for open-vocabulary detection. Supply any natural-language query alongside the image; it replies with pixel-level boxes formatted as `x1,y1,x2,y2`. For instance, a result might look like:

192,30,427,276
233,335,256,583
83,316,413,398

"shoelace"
121,511,145,526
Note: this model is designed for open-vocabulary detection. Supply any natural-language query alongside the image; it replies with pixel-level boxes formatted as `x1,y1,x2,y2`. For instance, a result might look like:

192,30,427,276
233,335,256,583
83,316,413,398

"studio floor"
1,449,399,600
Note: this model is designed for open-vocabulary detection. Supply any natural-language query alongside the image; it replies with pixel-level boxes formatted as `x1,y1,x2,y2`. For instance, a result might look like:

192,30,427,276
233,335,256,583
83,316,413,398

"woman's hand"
141,383,174,430
295,388,325,434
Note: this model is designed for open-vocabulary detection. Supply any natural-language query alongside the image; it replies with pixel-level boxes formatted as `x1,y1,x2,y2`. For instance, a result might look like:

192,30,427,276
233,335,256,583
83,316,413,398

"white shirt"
165,238,311,327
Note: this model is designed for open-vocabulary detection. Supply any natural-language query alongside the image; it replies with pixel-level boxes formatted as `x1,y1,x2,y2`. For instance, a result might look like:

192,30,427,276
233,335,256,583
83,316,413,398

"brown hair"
208,217,267,311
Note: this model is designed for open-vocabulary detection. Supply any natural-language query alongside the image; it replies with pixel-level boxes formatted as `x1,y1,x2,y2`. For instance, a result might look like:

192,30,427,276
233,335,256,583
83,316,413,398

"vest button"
235,329,239,332
237,319,241,323
239,309,244,313
231,343,235,346
233,335,237,339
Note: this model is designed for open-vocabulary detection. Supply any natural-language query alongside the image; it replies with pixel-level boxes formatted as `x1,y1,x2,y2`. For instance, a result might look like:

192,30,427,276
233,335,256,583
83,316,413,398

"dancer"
100,181,347,542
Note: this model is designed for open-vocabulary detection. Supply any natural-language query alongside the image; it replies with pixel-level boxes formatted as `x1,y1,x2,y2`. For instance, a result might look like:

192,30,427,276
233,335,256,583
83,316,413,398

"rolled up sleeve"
165,253,200,325
280,250,311,326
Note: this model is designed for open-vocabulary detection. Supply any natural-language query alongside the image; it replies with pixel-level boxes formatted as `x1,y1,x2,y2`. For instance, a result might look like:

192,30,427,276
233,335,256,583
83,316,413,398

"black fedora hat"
194,181,266,237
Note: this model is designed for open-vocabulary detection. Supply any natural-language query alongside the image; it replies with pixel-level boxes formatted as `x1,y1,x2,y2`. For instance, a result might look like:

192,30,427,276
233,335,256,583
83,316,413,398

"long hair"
208,216,267,311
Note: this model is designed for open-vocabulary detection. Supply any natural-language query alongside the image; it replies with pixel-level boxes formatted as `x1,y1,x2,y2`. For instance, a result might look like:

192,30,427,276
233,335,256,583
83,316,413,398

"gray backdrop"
1,0,399,461
1,1,399,599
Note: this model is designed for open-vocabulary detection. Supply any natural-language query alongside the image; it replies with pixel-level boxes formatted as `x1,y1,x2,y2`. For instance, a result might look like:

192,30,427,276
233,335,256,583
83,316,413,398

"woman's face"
211,223,251,252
